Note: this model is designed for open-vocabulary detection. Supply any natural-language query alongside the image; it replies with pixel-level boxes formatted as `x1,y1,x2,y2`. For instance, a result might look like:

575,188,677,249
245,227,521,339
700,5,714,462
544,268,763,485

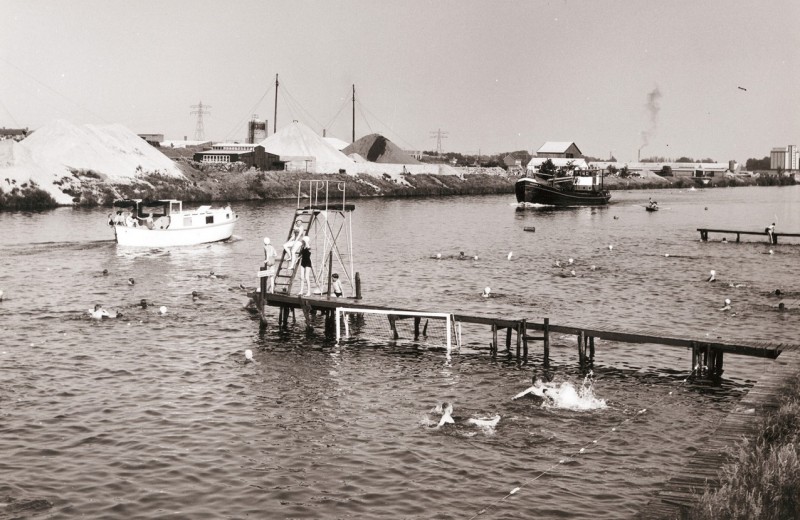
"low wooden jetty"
636,350,800,519
257,292,793,379
698,227,800,244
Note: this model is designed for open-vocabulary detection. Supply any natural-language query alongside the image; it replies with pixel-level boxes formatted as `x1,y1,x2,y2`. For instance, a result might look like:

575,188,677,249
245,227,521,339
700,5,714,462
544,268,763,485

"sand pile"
342,134,420,164
0,119,184,204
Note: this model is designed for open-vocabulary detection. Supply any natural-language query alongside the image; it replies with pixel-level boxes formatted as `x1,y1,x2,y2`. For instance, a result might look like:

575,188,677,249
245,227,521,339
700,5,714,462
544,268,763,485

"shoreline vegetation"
691,372,800,519
0,158,795,212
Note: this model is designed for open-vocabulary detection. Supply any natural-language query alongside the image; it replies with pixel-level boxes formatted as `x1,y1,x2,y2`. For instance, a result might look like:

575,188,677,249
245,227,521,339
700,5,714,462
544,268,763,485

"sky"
1,0,798,162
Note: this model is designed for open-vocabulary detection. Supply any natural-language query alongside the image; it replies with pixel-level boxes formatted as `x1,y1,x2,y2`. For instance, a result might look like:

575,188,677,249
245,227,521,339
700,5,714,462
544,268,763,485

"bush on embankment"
690,374,800,519
0,184,59,211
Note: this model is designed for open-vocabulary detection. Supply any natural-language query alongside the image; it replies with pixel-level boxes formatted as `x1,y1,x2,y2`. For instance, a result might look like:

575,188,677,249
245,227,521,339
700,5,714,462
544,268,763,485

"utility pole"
352,84,355,143
429,129,448,155
190,101,211,141
273,74,279,134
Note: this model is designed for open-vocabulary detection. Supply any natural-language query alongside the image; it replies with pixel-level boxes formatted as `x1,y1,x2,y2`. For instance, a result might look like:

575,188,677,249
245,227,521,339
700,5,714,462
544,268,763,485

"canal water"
1,185,798,519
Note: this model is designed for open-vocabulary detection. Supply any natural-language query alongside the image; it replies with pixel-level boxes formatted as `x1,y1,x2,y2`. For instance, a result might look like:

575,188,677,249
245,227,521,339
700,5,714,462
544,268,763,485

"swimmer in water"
128,278,135,285
192,291,200,301
778,302,786,312
140,299,148,309
434,402,454,428
459,251,467,260
481,287,491,298
90,304,113,319
0,289,4,302
720,298,732,311
707,270,716,282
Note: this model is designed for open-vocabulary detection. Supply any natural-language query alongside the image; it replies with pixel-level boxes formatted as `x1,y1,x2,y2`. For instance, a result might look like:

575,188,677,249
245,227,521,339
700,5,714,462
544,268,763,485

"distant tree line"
745,156,770,170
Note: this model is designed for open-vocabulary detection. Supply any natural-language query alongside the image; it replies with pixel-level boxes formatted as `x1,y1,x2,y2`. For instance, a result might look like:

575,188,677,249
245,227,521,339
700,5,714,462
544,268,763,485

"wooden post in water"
388,314,399,339
543,318,550,368
515,321,522,364
355,272,362,299
691,341,698,375
259,275,267,329
413,317,421,341
326,250,333,297
589,336,595,364
300,298,313,333
491,323,498,359
521,319,528,364
715,350,724,379
578,331,585,369
505,327,512,360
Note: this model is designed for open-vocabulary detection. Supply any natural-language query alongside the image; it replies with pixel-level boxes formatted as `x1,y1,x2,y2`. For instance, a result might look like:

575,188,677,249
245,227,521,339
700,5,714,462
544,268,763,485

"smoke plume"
640,87,662,154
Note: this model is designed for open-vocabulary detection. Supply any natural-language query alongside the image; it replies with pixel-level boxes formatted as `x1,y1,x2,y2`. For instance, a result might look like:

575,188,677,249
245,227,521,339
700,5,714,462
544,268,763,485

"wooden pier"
257,292,792,377
698,227,800,244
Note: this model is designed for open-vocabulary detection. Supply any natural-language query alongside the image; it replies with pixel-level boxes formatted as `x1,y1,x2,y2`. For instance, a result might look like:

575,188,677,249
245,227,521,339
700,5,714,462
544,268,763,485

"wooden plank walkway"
698,227,800,244
635,350,800,519
262,293,791,360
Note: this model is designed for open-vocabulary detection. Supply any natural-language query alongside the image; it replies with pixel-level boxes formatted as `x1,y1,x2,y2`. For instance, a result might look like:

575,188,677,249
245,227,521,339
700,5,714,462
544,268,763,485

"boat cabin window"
139,205,167,219
206,215,214,224
170,202,181,214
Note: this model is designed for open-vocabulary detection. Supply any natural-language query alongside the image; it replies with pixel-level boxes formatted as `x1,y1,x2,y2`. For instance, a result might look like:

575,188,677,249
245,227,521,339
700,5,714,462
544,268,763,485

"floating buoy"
244,349,253,362
159,306,167,315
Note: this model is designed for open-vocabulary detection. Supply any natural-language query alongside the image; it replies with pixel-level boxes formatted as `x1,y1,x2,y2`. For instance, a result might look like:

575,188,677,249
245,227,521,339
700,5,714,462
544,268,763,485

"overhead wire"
355,97,419,151
0,56,110,124
223,82,275,141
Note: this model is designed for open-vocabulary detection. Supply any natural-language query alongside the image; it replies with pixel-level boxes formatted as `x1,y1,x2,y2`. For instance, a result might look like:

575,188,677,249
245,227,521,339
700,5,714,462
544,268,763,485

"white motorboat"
109,199,238,247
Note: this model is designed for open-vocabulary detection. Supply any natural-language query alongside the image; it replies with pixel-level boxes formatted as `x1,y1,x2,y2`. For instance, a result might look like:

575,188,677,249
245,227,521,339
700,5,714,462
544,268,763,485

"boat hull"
515,179,610,206
114,219,237,247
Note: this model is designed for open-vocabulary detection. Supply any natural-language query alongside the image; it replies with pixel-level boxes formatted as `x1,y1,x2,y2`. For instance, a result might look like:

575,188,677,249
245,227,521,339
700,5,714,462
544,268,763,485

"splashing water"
542,375,606,411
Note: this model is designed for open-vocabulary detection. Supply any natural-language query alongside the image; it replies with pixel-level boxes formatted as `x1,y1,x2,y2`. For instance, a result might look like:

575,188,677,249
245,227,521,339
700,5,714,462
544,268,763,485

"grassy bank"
0,183,58,211
0,159,795,212
690,373,800,519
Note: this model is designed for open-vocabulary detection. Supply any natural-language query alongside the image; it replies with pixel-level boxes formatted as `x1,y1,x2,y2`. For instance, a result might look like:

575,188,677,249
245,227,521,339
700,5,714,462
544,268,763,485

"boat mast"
352,84,355,143
273,74,279,134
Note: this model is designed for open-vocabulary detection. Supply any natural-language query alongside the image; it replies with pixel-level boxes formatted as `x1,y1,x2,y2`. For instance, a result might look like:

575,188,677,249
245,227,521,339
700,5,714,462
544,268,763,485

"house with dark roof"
535,141,583,159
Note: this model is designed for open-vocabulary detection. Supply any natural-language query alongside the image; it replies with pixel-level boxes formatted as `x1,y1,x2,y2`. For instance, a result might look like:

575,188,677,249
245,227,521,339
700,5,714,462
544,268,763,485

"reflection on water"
0,186,798,518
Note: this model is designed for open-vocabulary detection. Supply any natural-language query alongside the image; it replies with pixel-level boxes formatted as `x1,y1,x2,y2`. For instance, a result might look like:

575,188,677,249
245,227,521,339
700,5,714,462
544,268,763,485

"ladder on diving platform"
270,180,357,297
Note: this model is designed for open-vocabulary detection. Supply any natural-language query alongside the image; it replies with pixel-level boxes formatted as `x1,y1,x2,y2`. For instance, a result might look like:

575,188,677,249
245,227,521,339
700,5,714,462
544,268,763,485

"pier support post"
506,328,512,360
491,324,498,359
355,272,362,300
515,321,522,365
543,318,550,368
714,350,724,379
578,331,585,369
521,319,528,365
414,317,421,341
388,315,399,340
589,336,595,364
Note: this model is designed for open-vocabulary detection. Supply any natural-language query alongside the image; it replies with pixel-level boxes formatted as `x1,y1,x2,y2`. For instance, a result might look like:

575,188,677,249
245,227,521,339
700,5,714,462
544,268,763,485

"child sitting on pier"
331,273,343,297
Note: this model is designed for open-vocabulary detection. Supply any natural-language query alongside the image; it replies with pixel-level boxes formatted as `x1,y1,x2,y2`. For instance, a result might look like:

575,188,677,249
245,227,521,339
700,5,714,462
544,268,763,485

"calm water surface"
1,185,798,519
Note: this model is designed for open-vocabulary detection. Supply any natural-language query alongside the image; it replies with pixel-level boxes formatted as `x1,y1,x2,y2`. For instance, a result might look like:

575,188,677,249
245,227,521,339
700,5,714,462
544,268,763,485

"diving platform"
698,227,800,244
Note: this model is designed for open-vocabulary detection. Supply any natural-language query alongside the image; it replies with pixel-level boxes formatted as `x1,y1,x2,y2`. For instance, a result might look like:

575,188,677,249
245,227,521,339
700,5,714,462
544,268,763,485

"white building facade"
770,145,799,171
